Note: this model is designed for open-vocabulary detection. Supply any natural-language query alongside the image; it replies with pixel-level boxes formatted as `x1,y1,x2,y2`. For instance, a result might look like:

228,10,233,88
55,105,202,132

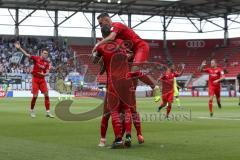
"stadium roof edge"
0,0,240,19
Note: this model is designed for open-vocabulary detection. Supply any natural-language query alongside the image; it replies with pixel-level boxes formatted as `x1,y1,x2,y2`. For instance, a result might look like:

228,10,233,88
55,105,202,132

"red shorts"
32,77,48,94
133,41,149,63
105,81,135,113
103,88,136,114
209,86,220,97
162,91,174,103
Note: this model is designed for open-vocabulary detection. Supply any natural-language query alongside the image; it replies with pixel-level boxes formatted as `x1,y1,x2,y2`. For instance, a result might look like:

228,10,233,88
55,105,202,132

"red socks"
124,109,132,136
31,97,37,110
132,112,142,136
111,111,122,139
166,105,172,117
45,96,50,111
209,99,213,113
31,96,50,111
217,96,221,105
100,115,110,139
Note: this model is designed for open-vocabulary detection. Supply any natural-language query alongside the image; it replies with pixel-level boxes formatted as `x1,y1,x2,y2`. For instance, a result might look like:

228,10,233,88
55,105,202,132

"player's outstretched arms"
199,60,207,72
92,32,117,53
14,41,31,58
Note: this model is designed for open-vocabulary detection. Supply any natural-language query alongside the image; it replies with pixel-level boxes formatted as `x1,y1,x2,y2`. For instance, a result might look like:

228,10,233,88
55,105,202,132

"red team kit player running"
157,64,184,118
14,41,54,118
200,59,225,117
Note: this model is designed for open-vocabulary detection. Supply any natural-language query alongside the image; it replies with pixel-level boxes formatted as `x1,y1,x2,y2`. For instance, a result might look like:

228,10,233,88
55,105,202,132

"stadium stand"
0,36,75,90
1,36,240,90
70,38,240,87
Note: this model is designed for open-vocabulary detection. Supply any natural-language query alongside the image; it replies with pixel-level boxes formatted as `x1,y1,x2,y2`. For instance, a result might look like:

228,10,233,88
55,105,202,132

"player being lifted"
14,42,54,118
199,59,225,117
157,63,184,119
92,13,160,102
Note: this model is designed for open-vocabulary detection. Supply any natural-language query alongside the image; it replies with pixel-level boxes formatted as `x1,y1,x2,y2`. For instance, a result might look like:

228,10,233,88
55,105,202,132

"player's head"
210,59,217,68
101,25,111,38
97,13,112,28
170,64,175,70
167,63,175,72
41,48,49,59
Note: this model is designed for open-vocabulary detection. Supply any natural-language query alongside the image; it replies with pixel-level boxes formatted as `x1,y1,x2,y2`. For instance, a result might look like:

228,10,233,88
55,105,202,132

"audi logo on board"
186,40,206,48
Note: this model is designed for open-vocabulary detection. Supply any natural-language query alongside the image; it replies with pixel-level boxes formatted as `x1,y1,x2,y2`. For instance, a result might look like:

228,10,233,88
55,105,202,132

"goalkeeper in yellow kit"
173,77,182,109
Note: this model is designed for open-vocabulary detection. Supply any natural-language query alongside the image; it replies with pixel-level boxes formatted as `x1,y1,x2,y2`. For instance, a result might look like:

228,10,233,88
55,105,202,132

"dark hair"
97,13,110,20
101,25,111,38
167,62,174,68
41,48,49,53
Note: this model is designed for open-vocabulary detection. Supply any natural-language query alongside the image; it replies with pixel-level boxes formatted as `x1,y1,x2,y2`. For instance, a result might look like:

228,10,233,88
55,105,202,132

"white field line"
197,116,240,121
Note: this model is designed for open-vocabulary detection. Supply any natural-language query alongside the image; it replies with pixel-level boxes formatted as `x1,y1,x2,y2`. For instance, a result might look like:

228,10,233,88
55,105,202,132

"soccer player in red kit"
94,27,144,147
14,42,54,118
94,25,134,148
157,64,184,118
200,59,225,117
93,13,160,102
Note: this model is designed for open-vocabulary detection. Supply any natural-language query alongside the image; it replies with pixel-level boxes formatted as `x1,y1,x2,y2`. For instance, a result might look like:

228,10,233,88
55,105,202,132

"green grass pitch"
0,97,240,160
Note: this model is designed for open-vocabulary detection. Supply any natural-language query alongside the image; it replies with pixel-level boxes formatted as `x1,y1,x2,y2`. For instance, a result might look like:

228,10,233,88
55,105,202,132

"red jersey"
203,67,224,88
111,22,143,47
30,56,50,78
96,39,128,82
160,71,180,94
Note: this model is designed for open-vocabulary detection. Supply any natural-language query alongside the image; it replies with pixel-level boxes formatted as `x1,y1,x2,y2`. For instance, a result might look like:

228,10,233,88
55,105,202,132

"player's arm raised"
199,60,207,72
92,32,117,53
178,63,185,76
14,41,31,58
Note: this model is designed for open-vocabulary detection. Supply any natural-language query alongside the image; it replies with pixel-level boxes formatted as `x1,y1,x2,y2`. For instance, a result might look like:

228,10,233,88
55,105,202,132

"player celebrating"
14,42,54,118
94,26,145,147
94,25,134,148
157,64,184,119
93,13,160,102
200,59,225,117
